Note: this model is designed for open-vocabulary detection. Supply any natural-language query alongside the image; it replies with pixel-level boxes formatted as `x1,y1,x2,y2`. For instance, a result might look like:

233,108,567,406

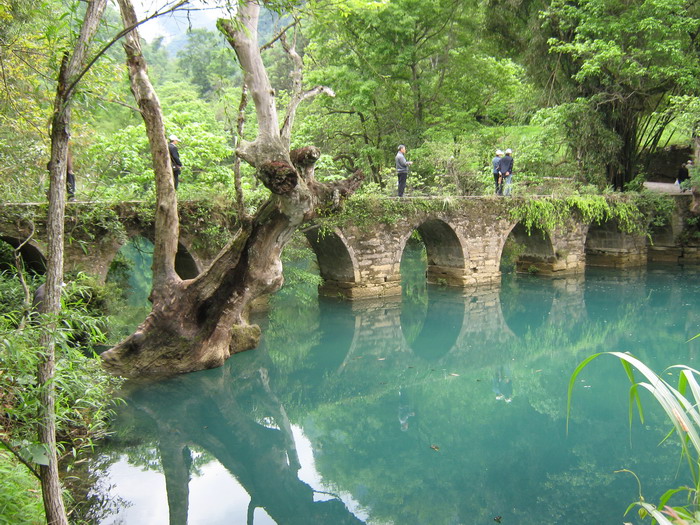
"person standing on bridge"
498,148,514,197
677,159,692,192
168,135,183,189
395,144,413,197
492,149,504,195
66,149,76,201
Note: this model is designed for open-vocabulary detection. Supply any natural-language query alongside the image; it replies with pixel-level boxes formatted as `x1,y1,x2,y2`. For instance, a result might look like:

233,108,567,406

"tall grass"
0,273,123,522
569,352,700,524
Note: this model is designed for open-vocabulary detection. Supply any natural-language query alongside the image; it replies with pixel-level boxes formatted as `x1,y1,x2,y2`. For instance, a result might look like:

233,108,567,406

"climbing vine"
314,193,670,238
508,194,669,235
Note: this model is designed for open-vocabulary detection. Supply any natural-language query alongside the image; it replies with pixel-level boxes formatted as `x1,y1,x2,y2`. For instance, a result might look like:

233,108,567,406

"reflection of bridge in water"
330,273,650,368
90,268,697,524
0,195,696,299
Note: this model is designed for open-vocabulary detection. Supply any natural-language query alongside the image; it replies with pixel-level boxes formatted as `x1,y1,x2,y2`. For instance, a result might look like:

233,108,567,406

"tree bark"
101,1,363,378
115,0,179,293
40,2,107,523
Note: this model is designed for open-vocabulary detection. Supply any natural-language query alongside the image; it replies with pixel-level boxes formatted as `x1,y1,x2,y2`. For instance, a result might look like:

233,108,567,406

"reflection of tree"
98,350,363,525
88,267,698,524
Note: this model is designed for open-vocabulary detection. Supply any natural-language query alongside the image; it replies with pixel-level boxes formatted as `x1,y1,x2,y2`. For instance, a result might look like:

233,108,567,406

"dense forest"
4,0,700,205
2,0,700,523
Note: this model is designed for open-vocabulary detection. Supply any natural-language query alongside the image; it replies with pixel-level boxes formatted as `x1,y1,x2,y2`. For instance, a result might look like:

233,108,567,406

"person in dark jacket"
168,135,183,189
677,160,692,192
492,149,504,195
66,149,76,201
498,149,514,196
395,144,413,197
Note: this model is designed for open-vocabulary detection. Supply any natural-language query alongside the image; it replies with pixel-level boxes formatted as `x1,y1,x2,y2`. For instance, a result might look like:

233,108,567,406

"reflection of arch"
313,298,357,376
584,268,646,323
502,224,556,274
0,236,46,274
409,219,466,286
304,227,359,296
500,276,555,338
401,288,465,360
585,220,646,268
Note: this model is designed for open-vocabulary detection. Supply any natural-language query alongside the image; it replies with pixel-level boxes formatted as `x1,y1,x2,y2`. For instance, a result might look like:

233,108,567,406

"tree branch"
0,437,41,480
218,6,287,166
260,20,297,52
64,0,190,108
117,0,180,288
279,29,335,143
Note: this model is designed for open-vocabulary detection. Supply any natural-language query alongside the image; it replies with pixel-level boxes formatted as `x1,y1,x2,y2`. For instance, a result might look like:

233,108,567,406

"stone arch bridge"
0,195,695,299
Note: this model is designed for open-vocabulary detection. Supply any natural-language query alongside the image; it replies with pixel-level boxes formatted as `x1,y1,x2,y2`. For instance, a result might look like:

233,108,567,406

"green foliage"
530,102,621,187
0,273,123,471
509,195,647,234
0,450,43,525
500,237,526,273
300,0,538,181
176,28,241,96
568,353,700,524
538,0,700,185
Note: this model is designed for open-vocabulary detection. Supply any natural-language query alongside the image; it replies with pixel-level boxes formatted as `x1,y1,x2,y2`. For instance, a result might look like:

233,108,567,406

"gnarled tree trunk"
101,1,363,378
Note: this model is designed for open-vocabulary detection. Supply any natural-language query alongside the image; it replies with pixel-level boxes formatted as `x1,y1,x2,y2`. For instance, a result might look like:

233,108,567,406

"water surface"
89,254,700,524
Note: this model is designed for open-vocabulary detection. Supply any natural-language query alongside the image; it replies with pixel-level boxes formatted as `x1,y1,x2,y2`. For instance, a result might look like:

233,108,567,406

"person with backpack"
498,149,514,196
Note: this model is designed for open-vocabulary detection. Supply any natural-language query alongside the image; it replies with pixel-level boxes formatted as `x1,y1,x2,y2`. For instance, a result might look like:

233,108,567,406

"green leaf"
24,443,50,466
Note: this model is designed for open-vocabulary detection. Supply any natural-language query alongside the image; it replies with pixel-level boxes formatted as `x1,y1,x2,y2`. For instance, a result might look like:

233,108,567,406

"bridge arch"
501,223,556,275
103,234,201,284
173,239,202,279
0,236,46,274
304,227,360,297
406,218,467,286
585,219,647,268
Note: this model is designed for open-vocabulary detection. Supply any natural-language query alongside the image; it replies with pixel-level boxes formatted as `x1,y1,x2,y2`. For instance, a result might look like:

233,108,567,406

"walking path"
643,181,689,194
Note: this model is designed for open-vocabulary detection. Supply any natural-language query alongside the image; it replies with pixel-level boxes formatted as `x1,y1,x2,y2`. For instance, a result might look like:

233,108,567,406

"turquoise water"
89,243,700,524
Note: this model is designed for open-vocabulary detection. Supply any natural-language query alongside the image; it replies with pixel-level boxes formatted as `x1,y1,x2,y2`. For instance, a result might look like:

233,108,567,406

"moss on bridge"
316,192,679,236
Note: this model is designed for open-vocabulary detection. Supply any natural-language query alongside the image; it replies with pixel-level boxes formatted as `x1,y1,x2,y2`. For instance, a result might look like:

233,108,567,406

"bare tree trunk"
39,2,107,523
115,0,179,293
101,1,363,377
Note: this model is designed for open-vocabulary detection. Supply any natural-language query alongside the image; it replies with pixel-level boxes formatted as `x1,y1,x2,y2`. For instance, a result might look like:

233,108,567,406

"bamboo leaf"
566,352,604,434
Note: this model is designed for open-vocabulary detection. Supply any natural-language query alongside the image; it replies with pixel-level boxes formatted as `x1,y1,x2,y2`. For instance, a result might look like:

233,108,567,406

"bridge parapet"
0,201,238,281
1,195,695,299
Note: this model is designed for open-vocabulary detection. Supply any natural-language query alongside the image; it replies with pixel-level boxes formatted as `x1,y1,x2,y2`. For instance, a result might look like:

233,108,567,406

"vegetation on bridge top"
315,191,676,237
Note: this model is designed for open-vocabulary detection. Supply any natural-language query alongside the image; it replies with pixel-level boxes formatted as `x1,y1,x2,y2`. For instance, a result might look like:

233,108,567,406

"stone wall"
0,195,697,299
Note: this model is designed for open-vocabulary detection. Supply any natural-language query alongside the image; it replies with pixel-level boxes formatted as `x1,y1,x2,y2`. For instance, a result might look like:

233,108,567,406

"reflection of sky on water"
293,426,368,521
93,254,700,524
101,453,269,525
99,426,368,525
100,454,168,524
